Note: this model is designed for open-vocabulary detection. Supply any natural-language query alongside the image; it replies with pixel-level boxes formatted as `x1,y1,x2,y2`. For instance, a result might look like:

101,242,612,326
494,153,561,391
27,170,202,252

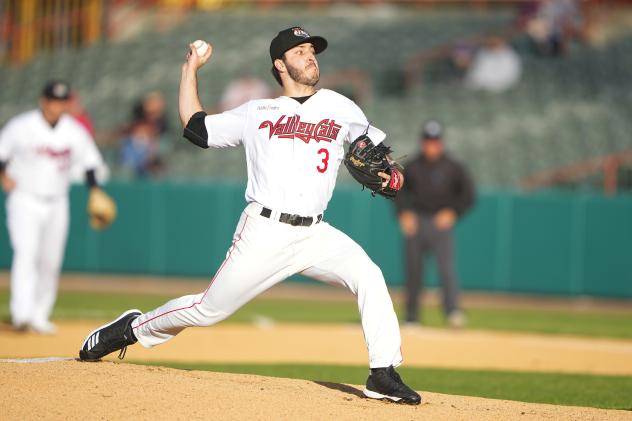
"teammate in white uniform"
79,27,421,405
0,81,105,334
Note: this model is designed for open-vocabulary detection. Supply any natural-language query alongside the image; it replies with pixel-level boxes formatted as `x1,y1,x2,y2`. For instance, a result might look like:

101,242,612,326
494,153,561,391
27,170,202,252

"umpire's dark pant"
404,213,461,322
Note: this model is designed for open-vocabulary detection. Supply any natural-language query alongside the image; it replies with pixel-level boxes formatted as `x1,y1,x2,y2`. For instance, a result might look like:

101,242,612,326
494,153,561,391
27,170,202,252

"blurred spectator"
464,36,521,93
67,91,95,137
120,121,163,178
121,92,169,178
219,73,272,112
516,0,542,30
525,0,585,56
395,120,475,328
131,91,169,135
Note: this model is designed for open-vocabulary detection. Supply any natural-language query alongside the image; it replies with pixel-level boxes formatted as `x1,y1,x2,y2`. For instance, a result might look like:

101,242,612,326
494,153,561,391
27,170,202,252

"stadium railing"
1,0,102,64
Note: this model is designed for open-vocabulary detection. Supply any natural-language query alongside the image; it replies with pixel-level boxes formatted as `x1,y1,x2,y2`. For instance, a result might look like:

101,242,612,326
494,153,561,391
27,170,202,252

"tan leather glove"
88,188,117,230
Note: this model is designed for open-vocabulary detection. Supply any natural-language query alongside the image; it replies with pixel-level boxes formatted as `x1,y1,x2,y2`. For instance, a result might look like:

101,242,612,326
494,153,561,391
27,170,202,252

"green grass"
2,289,632,339
131,362,632,410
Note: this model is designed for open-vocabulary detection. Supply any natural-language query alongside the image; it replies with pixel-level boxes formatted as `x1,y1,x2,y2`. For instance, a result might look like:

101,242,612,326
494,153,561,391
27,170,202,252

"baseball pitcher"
78,27,420,405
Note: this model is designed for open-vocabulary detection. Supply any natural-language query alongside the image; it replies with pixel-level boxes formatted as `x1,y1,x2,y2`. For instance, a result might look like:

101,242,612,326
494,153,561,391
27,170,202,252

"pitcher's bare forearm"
178,41,213,127
179,65,204,127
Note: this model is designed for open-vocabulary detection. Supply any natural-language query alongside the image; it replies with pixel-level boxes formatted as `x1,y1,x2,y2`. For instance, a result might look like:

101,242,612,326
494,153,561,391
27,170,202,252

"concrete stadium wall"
1,182,631,298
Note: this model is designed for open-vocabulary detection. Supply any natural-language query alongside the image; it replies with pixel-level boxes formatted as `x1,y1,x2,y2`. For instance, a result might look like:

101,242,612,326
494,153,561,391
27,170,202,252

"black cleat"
363,366,422,405
79,309,141,361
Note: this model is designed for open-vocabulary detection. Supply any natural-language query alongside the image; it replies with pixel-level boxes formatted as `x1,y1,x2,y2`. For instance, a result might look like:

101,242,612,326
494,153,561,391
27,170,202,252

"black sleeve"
183,111,209,149
0,160,5,175
453,162,475,217
85,169,98,189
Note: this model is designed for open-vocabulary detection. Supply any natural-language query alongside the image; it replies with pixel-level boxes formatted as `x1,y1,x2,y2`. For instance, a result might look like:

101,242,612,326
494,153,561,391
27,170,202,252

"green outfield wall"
1,182,631,298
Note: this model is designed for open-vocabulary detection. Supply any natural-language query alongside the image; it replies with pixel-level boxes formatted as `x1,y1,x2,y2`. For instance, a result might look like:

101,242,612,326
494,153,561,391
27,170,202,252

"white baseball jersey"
116,88,404,371
0,109,103,198
203,89,386,216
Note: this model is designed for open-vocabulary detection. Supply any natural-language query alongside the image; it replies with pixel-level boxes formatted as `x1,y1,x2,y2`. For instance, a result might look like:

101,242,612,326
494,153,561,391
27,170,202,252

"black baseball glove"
344,134,403,199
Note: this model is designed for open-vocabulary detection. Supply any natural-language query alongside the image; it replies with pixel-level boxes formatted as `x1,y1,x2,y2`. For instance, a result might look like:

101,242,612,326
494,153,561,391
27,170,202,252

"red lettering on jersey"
259,115,286,139
36,146,71,159
259,115,341,143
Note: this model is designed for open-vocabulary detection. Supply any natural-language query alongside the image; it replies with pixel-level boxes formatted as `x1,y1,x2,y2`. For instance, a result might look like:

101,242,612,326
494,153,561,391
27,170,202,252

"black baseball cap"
42,80,71,101
421,120,443,140
269,26,328,62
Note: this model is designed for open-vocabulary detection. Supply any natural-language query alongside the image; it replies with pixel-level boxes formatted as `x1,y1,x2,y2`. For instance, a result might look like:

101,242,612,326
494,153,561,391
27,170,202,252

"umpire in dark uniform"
395,120,475,328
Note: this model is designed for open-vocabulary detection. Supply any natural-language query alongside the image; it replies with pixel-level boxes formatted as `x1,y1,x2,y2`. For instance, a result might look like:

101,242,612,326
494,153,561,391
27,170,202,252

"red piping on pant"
133,215,250,330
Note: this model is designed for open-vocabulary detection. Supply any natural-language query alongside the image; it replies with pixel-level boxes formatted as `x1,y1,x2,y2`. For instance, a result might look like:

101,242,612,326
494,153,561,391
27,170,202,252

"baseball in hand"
192,40,209,56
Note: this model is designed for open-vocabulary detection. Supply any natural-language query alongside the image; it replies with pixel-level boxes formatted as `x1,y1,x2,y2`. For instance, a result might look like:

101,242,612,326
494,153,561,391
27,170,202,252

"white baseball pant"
6,190,69,326
132,202,403,368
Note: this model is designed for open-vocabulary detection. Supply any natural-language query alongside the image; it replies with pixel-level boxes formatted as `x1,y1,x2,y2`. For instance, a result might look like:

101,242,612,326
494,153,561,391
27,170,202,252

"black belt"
260,207,322,227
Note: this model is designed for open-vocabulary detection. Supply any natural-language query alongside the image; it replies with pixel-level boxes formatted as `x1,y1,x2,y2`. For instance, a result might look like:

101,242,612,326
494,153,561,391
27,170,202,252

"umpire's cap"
421,120,443,140
42,80,71,101
269,26,327,62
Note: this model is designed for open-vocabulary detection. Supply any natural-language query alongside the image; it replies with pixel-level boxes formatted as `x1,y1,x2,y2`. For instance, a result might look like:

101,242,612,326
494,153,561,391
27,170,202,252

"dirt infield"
2,321,632,375
1,360,630,421
2,274,632,419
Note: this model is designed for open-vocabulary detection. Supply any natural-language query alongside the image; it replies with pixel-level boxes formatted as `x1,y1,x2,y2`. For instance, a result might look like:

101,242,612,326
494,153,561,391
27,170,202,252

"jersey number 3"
316,148,329,173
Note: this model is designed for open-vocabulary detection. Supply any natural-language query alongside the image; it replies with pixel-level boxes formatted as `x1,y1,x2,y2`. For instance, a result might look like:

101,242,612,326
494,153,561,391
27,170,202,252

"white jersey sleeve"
72,125,103,171
345,100,386,146
204,102,249,148
0,119,18,161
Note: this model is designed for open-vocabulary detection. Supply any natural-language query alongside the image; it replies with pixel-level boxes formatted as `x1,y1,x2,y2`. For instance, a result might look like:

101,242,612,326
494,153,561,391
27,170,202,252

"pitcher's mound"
0,360,627,420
